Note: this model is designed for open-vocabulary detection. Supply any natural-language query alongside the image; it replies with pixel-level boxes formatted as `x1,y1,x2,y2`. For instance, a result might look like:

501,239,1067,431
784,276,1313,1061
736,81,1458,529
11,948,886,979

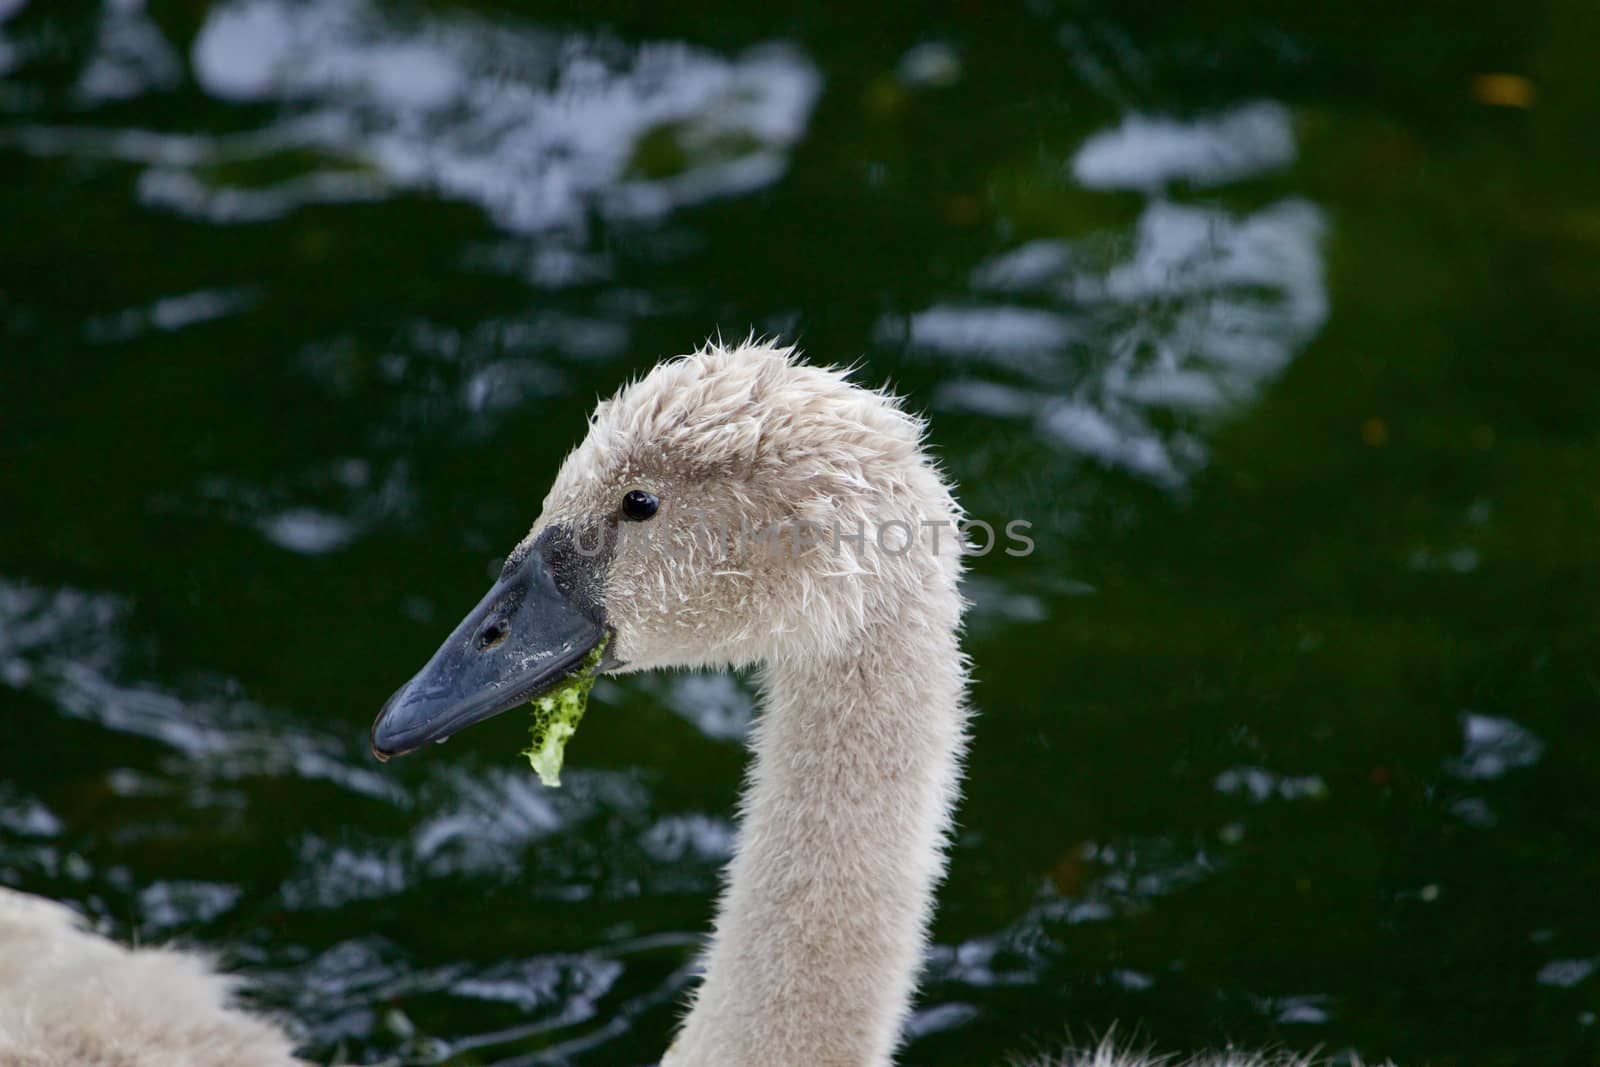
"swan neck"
667,598,968,1067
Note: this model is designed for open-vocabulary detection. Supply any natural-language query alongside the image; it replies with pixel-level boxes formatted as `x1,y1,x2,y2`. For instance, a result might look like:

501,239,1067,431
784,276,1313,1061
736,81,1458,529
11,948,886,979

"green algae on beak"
523,634,608,787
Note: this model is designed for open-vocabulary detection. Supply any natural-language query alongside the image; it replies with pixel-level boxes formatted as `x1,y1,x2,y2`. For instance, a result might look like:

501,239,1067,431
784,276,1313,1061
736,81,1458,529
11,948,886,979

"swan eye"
621,489,659,521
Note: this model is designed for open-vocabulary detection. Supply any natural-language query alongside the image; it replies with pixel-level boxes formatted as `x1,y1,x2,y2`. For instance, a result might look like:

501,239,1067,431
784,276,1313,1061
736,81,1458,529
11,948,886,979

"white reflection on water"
409,766,575,879
1538,957,1598,989
0,578,399,801
137,879,242,931
76,0,180,106
0,785,63,888
166,0,820,231
1073,101,1296,192
452,955,624,1015
0,9,16,78
167,456,417,557
927,834,1220,997
258,508,360,555
1214,764,1328,803
267,935,626,1052
0,790,60,839
1442,710,1544,831
392,314,627,431
82,286,261,343
892,104,1326,487
897,41,962,89
1450,712,1544,781
637,671,754,742
1253,992,1331,1025
641,813,736,864
4,0,820,276
0,0,24,81
282,835,407,910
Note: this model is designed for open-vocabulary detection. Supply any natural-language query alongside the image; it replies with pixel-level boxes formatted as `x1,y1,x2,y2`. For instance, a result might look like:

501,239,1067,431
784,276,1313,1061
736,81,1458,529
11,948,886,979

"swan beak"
371,528,607,760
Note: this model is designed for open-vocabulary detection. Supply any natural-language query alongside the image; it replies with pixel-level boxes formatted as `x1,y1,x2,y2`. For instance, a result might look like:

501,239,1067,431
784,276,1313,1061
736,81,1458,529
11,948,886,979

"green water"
3,1,1598,1064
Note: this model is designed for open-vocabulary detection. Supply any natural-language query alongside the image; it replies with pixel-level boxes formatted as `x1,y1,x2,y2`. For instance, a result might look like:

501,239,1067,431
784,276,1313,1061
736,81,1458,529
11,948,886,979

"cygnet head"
371,340,963,758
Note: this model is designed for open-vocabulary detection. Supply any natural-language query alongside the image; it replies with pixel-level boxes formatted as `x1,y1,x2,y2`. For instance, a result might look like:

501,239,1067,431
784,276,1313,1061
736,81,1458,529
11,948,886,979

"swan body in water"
0,886,300,1067
0,342,1374,1067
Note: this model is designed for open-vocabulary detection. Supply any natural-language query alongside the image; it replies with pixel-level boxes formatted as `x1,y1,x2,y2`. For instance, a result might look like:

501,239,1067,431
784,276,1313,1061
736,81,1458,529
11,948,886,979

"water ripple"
892,104,1326,488
180,0,820,233
0,578,401,802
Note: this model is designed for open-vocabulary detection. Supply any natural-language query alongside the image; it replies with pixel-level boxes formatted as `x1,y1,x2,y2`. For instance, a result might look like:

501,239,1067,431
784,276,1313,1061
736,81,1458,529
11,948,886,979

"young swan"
376,339,964,1066
0,887,302,1067
373,341,1370,1067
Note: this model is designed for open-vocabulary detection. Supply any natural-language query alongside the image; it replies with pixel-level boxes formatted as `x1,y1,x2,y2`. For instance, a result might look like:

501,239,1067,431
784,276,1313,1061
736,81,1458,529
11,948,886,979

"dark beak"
371,529,606,760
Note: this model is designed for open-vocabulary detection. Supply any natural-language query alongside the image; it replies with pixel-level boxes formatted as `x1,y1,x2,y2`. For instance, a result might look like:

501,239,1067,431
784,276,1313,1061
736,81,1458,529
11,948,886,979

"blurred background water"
2,1,1599,1064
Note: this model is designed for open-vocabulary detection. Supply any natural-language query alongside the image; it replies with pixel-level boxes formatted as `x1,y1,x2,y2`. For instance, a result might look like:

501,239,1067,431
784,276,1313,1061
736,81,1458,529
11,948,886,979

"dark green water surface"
3,1,1599,1064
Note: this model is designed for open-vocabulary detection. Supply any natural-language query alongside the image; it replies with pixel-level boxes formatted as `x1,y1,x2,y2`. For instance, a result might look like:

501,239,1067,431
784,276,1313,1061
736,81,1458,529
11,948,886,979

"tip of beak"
371,743,391,763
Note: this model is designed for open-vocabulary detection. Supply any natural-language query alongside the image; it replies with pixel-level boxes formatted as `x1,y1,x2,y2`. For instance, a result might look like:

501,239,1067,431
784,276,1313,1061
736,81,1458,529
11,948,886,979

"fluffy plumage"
527,342,1371,1067
0,887,302,1067
568,342,969,1067
525,340,958,679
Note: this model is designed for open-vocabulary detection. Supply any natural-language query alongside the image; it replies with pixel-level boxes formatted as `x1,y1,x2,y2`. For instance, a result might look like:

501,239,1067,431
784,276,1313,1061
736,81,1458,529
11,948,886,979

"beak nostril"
478,621,509,651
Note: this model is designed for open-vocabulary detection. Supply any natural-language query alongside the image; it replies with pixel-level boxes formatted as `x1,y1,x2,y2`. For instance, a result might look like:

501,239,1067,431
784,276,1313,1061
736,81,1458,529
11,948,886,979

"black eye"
621,488,659,521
